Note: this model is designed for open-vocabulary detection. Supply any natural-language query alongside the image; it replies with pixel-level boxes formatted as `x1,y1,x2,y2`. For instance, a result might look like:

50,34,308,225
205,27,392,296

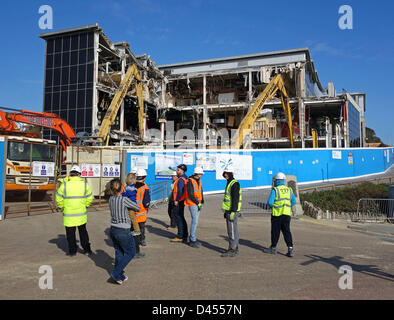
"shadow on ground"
301,254,394,282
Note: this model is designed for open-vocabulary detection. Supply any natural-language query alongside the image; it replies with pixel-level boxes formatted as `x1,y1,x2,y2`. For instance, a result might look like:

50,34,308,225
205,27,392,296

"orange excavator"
0,107,76,151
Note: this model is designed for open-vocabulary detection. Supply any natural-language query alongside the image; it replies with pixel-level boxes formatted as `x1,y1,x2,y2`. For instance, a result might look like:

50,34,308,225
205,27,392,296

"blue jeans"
188,205,200,242
110,226,136,281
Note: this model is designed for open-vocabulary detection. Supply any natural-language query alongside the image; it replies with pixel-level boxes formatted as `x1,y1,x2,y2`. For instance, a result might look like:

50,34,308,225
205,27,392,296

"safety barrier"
149,180,171,208
354,198,394,223
241,189,271,214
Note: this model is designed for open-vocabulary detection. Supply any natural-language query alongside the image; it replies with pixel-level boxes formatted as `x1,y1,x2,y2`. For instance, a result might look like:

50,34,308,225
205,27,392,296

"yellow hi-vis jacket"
272,185,292,217
221,179,242,212
56,176,93,227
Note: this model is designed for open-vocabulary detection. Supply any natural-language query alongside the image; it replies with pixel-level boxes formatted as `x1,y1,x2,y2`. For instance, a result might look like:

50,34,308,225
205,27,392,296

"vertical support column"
159,119,166,149
343,101,349,148
336,124,341,148
203,75,207,149
299,99,305,148
92,31,100,132
161,79,166,109
119,56,126,146
248,71,253,103
298,66,306,149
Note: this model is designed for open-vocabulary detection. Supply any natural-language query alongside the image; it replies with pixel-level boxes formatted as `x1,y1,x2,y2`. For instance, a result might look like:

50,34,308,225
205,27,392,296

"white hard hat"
223,165,234,173
136,168,147,177
275,172,286,180
70,165,82,174
194,167,204,175
130,167,138,174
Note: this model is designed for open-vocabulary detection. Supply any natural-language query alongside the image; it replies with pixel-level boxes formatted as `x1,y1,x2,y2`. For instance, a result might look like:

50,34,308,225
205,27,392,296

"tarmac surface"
1,193,393,300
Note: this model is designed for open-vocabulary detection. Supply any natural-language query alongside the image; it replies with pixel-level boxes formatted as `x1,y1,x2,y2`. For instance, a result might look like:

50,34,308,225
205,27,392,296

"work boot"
83,249,93,256
170,237,183,243
286,247,294,257
189,240,200,248
140,239,147,246
221,249,237,258
223,245,238,253
134,252,146,259
264,246,277,254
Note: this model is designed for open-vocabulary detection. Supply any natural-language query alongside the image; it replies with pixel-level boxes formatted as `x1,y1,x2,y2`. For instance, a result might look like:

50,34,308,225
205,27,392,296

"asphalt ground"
0,193,393,300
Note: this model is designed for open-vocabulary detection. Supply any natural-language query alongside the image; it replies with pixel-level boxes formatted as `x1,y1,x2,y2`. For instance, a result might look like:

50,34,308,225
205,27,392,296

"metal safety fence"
240,189,271,214
148,181,171,209
353,198,394,223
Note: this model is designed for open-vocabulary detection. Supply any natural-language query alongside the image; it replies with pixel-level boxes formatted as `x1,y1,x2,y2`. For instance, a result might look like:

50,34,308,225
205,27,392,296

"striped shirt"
109,195,140,229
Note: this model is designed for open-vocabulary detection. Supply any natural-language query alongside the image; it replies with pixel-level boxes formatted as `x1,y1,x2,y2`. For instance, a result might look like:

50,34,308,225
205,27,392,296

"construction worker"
122,172,141,236
55,165,93,256
221,166,242,258
185,167,204,248
170,164,188,243
266,172,296,257
133,168,151,258
166,171,178,231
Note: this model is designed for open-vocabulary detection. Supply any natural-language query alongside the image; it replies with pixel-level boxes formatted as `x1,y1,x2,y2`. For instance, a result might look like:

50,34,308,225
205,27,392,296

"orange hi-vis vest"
136,184,150,223
185,178,202,207
172,176,188,202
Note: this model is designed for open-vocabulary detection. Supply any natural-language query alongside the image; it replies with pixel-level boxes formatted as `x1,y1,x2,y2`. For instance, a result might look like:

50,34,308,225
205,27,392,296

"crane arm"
231,74,294,149
0,108,76,151
97,64,144,145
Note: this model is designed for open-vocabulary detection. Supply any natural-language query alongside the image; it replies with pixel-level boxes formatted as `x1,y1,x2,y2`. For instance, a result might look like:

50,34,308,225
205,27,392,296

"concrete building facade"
39,24,366,149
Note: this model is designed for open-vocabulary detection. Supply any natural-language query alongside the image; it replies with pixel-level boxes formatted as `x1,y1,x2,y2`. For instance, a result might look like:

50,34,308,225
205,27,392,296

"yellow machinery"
231,74,294,149
312,129,318,148
97,64,144,146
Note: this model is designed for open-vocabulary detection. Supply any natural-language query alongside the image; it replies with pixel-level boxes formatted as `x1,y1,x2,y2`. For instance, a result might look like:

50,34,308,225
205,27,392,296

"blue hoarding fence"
124,147,394,202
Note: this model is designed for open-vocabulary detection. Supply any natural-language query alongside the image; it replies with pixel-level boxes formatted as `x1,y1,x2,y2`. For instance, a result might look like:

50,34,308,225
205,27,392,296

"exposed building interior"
39,24,366,149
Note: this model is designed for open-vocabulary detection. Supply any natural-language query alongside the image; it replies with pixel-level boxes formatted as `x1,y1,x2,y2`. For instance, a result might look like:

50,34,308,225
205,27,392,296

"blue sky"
0,0,393,144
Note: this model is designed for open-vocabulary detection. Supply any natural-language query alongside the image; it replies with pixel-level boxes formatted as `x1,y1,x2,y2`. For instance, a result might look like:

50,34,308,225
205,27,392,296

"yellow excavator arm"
97,64,144,145
231,74,294,149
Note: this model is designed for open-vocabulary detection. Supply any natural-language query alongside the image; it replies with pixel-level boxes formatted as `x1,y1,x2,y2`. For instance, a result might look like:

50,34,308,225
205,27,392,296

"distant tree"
366,127,382,143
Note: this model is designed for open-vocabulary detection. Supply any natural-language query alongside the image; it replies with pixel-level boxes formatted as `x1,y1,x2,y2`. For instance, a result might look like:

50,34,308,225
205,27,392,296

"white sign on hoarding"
81,163,101,178
102,164,120,177
215,154,253,180
182,153,194,165
332,150,342,160
130,155,149,170
196,153,216,171
155,154,182,179
32,162,55,177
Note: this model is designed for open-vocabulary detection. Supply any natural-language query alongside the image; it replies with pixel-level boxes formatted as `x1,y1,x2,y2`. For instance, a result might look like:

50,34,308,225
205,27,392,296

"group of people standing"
55,163,296,285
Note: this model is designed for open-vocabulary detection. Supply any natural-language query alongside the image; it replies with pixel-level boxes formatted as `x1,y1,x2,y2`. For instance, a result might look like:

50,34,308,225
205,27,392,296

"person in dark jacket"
221,166,242,258
170,164,189,243
166,171,178,230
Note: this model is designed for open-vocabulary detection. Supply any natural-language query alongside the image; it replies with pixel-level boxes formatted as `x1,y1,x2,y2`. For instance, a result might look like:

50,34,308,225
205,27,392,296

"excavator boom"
0,107,76,151
97,64,144,145
231,74,294,149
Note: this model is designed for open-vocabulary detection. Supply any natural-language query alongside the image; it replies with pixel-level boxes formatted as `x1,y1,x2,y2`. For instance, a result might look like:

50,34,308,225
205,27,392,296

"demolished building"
158,49,366,149
39,24,366,150
39,24,164,146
